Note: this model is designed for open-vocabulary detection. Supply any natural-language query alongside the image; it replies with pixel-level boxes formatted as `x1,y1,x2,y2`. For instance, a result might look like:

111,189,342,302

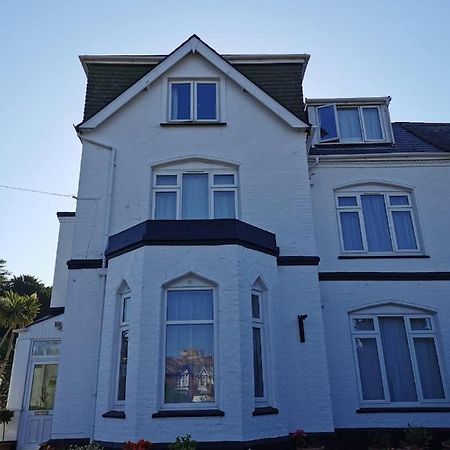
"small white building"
8,36,450,450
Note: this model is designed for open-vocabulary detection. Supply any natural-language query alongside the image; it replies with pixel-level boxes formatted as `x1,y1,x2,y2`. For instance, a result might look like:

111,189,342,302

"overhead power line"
0,185,76,199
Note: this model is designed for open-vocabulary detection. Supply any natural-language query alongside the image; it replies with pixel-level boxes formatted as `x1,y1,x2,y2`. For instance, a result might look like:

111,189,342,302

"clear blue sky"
1,0,449,285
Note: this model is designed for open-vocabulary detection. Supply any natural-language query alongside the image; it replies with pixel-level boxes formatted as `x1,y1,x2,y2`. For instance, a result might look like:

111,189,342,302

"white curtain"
182,174,209,219
414,338,445,399
155,192,176,219
363,108,383,140
392,211,417,249
379,317,417,402
214,191,235,218
356,338,384,400
340,212,363,250
167,290,213,321
338,108,362,140
361,195,392,251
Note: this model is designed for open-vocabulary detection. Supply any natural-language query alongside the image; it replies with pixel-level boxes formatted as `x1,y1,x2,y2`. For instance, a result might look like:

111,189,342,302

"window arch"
349,302,447,405
334,182,421,254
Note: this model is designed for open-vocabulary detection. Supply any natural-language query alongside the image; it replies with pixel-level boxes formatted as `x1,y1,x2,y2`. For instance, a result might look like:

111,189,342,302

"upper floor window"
153,170,237,220
351,313,447,404
170,81,218,122
336,190,420,254
318,104,384,143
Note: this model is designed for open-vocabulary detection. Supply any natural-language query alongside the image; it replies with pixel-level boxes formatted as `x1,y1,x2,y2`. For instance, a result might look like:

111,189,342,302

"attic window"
170,81,218,122
317,104,384,143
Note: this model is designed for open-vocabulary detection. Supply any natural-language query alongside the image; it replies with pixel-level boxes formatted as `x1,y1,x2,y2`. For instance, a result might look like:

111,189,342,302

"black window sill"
152,409,225,418
160,121,227,127
102,410,125,419
339,255,430,260
357,406,450,414
252,406,279,416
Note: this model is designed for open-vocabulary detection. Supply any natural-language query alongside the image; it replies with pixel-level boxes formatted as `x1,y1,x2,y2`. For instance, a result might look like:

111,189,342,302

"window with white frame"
251,290,267,401
170,80,218,122
351,313,447,404
164,289,215,405
317,104,384,143
153,171,237,220
336,191,420,254
115,293,130,404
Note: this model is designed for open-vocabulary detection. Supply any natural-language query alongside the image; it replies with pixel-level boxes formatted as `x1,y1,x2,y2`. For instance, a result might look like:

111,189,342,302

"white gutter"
77,133,116,442
305,96,391,106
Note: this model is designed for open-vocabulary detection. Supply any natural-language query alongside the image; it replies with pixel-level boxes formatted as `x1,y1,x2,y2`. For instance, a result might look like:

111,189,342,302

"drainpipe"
77,133,116,442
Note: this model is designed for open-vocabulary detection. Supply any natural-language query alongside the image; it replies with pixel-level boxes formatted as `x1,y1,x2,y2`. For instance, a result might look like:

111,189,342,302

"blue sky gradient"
1,0,449,284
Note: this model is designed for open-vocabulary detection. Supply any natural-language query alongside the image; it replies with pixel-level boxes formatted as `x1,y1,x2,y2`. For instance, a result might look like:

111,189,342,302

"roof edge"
306,96,391,105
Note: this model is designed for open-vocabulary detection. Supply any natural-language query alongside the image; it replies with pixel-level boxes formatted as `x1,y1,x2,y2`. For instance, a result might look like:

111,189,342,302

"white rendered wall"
50,216,75,308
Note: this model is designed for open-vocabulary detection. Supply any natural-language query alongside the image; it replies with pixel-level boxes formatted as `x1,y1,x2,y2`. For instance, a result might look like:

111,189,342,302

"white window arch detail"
151,157,239,220
349,302,448,406
334,181,422,254
113,280,131,407
161,272,217,409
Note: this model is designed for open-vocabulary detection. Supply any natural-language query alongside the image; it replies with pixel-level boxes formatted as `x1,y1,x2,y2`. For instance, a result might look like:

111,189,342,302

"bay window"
153,170,237,220
336,191,420,254
164,289,215,405
351,314,447,404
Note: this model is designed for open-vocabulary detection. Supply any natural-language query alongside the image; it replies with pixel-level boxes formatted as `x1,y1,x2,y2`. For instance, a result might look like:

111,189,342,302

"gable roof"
78,35,309,130
397,122,450,152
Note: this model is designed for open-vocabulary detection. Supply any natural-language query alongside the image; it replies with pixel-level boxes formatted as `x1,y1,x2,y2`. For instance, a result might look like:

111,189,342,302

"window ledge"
357,406,450,414
252,406,279,416
160,121,227,127
152,409,225,418
102,410,125,419
339,255,430,260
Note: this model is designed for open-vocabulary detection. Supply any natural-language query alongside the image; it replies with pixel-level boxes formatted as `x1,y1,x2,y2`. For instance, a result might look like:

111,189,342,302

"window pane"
155,192,177,220
353,318,375,331
32,340,60,356
156,175,177,186
363,108,383,140
167,290,213,321
117,330,128,401
197,83,217,120
389,195,409,206
213,174,234,185
171,83,191,120
392,211,417,250
29,364,58,410
253,327,264,397
379,317,417,401
251,294,260,319
355,338,384,400
318,105,338,141
165,324,214,403
182,174,209,219
337,108,362,141
340,212,363,251
214,191,235,219
361,195,392,252
122,296,130,323
338,196,357,207
410,318,432,331
414,338,445,399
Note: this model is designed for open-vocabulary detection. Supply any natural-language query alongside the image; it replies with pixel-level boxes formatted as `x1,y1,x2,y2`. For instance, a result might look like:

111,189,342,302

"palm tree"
0,291,40,379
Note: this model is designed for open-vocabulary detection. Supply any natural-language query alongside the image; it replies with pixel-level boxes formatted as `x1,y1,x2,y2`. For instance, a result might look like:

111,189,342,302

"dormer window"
317,104,384,143
170,81,218,122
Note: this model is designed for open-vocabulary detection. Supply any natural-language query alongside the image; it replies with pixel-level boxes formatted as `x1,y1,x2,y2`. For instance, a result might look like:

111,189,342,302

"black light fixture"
298,314,308,342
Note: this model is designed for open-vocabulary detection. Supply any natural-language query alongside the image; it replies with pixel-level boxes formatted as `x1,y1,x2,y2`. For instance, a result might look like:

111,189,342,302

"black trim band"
152,409,225,418
252,406,279,416
106,219,278,260
57,211,76,218
67,259,103,270
338,255,430,260
102,410,125,419
277,256,320,266
319,272,450,281
357,407,450,413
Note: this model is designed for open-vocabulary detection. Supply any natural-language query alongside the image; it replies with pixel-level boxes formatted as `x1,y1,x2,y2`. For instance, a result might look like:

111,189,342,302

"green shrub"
168,434,197,450
68,444,104,450
367,430,392,449
401,426,432,448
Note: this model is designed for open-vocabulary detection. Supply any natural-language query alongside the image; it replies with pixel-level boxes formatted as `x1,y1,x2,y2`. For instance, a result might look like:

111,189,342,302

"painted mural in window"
29,364,58,411
164,289,214,404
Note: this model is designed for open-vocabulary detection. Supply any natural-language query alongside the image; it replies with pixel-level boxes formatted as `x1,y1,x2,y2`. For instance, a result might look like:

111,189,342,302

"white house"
7,35,450,450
